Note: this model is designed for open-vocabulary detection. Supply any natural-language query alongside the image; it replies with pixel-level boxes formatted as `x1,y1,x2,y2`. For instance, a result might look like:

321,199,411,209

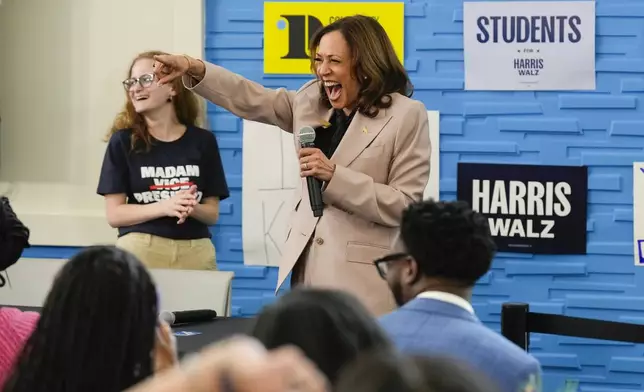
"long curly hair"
106,50,203,152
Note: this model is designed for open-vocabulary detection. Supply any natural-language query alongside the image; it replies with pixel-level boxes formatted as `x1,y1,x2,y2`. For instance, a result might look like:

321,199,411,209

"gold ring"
304,162,308,170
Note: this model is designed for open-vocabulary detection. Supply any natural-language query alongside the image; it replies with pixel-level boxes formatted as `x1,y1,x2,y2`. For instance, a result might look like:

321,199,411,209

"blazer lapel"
330,108,393,167
294,107,334,146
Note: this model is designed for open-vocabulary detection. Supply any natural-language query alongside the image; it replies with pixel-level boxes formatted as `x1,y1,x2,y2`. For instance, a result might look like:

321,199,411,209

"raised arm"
322,101,431,227
153,54,296,133
184,62,296,133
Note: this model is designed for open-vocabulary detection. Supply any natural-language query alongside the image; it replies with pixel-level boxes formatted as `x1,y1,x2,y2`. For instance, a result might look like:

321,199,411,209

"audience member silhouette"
251,288,393,386
4,246,160,392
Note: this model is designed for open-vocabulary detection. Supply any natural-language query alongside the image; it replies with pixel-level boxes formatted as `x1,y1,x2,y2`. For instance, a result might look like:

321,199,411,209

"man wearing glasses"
376,199,542,392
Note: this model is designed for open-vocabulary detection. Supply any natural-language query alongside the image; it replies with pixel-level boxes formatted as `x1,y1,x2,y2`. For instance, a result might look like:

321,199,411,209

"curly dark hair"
400,199,496,286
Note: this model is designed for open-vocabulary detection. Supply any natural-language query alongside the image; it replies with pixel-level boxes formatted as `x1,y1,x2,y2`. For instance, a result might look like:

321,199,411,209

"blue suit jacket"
380,298,542,392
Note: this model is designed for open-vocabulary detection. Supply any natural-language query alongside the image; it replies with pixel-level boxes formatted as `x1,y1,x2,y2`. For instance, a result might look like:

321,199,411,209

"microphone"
159,309,218,326
299,126,324,217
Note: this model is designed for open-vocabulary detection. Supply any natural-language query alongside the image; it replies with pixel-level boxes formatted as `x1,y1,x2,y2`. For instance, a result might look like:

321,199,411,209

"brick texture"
201,1,644,390
24,1,644,390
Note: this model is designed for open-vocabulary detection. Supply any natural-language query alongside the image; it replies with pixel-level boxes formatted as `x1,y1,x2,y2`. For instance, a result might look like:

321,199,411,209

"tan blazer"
184,62,431,316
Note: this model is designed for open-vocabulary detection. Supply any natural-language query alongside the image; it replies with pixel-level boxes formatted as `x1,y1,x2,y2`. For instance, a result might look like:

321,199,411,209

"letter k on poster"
463,1,596,90
263,2,404,74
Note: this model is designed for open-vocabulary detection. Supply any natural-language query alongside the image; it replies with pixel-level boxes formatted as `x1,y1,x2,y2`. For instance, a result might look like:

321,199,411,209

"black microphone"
158,309,218,326
299,126,324,217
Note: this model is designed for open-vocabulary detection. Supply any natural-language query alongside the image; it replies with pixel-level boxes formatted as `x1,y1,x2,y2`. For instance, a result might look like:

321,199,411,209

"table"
6,305,256,355
172,317,256,355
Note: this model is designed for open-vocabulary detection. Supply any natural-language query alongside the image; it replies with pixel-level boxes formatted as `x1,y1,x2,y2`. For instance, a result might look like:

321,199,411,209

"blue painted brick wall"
202,0,644,390
22,0,644,390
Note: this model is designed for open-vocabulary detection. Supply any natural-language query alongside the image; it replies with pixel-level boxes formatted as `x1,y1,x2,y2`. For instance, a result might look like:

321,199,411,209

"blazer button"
315,237,324,245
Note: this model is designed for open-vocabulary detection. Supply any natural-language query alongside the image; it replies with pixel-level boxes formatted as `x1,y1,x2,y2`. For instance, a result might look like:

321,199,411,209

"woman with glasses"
96,50,229,271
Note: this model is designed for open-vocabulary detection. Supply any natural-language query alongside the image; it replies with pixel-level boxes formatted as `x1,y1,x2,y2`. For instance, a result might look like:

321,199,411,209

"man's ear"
406,257,422,285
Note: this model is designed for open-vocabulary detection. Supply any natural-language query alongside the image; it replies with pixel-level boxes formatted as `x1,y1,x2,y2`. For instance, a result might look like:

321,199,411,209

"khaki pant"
115,232,217,271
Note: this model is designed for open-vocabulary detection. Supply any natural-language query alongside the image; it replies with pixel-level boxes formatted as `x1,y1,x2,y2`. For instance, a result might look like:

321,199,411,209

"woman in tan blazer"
153,15,431,316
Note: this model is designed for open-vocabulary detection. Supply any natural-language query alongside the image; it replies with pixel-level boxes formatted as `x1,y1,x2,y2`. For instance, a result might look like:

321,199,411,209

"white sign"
241,120,300,268
463,1,596,91
634,162,644,266
242,111,440,266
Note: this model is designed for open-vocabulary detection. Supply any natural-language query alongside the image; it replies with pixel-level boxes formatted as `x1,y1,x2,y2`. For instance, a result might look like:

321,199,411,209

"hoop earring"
167,96,172,103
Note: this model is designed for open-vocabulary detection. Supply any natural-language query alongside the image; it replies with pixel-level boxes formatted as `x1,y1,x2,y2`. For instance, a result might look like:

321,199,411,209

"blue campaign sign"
457,162,588,254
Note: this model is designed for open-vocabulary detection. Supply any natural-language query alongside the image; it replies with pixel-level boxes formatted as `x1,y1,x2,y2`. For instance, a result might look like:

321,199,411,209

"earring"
167,96,172,103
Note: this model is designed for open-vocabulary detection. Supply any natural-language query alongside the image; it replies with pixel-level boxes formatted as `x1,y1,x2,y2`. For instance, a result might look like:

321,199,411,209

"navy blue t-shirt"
97,126,229,240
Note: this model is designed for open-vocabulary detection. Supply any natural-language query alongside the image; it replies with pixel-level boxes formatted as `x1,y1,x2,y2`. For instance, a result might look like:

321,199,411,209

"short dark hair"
309,15,412,118
336,351,500,392
401,199,496,286
251,288,392,385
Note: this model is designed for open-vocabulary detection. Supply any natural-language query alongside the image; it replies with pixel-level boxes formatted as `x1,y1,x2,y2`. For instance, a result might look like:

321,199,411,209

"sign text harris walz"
457,163,587,254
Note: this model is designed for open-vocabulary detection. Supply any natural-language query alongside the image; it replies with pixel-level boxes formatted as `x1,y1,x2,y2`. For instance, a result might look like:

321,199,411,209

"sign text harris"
457,162,588,255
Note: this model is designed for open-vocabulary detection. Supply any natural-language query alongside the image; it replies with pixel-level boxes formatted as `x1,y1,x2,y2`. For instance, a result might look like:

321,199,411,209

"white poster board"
634,162,644,266
463,1,596,91
424,111,440,201
241,111,440,266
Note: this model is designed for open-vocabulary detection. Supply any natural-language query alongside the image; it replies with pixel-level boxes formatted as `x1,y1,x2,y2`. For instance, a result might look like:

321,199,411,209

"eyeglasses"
373,252,410,279
122,73,155,91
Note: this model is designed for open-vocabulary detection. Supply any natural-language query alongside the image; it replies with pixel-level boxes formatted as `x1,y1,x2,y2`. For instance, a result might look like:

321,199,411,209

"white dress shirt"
416,291,475,315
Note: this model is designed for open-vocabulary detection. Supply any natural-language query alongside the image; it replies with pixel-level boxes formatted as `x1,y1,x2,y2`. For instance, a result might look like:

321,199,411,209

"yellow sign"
263,2,405,74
